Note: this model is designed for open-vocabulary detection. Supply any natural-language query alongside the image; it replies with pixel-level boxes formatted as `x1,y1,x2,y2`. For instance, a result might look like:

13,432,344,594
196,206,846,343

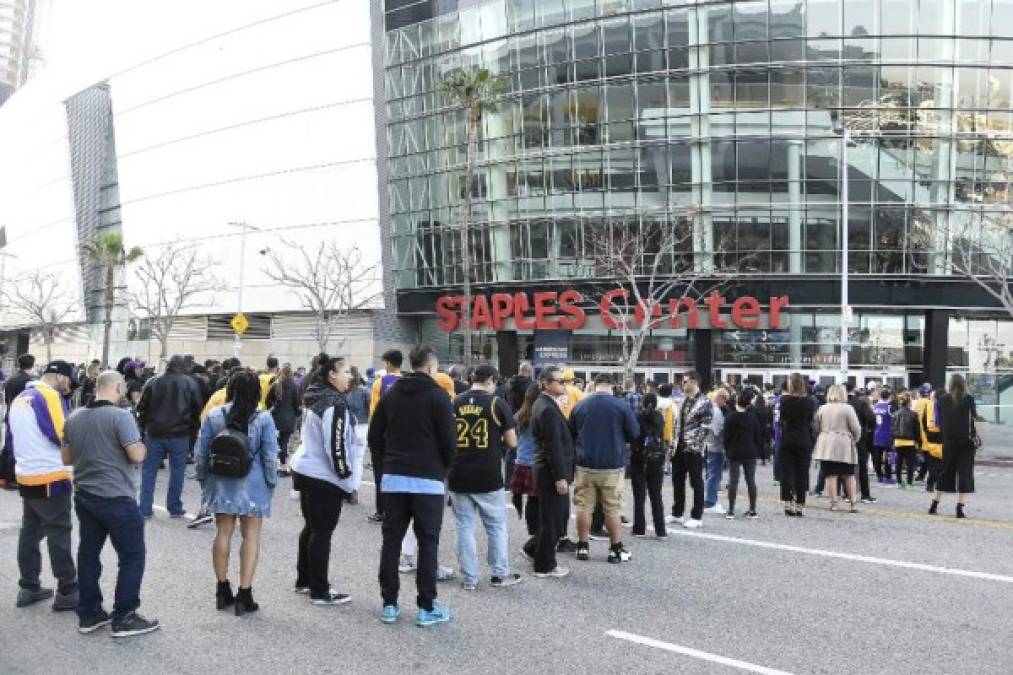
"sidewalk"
978,422,1013,464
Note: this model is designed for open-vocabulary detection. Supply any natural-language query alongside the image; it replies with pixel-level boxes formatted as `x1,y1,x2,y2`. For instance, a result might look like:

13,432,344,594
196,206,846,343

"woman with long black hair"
778,373,816,517
289,355,364,605
930,374,980,518
195,369,279,616
510,383,542,561
630,393,668,538
266,364,301,476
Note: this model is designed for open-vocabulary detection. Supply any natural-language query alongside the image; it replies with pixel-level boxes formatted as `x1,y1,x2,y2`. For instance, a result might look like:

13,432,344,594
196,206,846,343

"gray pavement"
1,461,1012,675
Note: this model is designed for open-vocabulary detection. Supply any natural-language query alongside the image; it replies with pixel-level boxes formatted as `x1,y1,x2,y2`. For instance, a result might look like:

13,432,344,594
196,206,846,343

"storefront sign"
532,329,571,367
435,290,789,332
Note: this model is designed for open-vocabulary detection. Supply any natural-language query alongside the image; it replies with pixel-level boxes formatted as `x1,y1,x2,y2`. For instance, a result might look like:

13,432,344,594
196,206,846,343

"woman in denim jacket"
195,369,279,616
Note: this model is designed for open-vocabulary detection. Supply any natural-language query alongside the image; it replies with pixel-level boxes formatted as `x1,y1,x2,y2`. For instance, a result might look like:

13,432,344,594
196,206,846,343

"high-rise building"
0,0,39,106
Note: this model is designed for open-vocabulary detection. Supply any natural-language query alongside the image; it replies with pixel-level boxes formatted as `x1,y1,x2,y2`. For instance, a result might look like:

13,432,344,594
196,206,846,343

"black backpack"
208,412,253,478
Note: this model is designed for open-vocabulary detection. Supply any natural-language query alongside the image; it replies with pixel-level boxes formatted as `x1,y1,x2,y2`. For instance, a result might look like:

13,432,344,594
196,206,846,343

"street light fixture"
227,221,261,356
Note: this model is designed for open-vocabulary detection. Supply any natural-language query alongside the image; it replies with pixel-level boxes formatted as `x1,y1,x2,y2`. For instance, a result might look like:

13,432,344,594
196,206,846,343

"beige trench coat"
812,403,861,465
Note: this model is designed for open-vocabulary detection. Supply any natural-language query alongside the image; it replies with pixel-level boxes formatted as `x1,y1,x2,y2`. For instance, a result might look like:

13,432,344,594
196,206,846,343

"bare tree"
263,241,381,353
947,207,1013,318
3,270,79,362
585,215,738,385
127,242,223,361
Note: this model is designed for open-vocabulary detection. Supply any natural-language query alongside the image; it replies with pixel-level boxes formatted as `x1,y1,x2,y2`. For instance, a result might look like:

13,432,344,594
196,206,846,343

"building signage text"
435,290,789,332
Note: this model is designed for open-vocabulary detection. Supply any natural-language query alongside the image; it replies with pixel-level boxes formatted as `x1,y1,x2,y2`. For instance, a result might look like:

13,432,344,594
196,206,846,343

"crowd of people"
0,346,983,636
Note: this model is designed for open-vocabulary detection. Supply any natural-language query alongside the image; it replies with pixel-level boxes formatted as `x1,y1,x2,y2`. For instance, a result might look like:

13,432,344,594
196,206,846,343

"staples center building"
380,0,1013,421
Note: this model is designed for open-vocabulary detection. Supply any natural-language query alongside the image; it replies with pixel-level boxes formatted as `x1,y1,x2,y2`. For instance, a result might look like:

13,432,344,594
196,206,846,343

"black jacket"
367,372,455,482
939,393,977,444
892,407,918,442
723,408,765,462
4,370,33,410
267,379,302,433
137,369,202,437
779,395,816,450
848,395,876,450
531,393,575,483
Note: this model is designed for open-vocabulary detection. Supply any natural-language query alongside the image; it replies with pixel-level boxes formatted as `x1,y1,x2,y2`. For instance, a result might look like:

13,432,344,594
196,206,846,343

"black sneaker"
187,513,213,529
575,541,590,561
608,546,632,564
110,612,160,638
78,609,112,634
490,574,522,588
555,538,578,554
860,496,877,504
311,590,351,606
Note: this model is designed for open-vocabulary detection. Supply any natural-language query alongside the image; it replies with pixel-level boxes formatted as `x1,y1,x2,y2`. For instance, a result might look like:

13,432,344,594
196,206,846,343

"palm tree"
81,232,143,368
437,67,505,369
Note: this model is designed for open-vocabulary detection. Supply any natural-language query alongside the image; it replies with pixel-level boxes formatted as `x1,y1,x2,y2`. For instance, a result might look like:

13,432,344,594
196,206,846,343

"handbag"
969,409,983,450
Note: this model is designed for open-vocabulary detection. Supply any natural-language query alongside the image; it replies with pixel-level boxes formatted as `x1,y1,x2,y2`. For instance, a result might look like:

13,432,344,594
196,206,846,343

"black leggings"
630,458,665,536
871,446,888,479
277,431,293,466
727,459,757,513
779,442,811,506
895,447,916,485
294,473,346,599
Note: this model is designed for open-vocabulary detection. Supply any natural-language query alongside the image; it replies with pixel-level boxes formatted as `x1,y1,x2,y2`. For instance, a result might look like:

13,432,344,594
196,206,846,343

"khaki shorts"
573,468,625,517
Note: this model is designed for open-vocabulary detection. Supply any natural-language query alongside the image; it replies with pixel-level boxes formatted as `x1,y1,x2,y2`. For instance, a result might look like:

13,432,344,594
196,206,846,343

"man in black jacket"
368,345,456,627
849,387,878,504
1,353,35,488
136,355,202,519
529,366,573,579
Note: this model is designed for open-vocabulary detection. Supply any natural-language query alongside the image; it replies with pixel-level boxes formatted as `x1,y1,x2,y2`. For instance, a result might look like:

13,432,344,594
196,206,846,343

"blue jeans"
450,490,510,585
704,452,725,507
139,435,190,516
74,490,146,621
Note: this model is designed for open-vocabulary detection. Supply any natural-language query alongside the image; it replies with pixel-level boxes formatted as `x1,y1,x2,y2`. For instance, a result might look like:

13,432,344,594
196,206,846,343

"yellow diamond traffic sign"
231,312,249,336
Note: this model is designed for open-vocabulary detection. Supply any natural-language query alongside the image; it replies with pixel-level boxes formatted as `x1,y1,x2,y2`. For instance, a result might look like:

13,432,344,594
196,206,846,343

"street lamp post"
227,221,260,357
840,128,850,385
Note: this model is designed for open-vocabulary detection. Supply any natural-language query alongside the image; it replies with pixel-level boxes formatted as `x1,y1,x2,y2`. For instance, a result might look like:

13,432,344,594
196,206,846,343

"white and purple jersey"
873,401,893,448
772,393,782,445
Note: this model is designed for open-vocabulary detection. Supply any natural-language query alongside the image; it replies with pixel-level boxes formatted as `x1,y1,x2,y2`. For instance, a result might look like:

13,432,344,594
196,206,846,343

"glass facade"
383,0,1013,289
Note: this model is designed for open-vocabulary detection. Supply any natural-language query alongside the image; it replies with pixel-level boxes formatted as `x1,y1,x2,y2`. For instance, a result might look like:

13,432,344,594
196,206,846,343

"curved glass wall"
383,0,1013,290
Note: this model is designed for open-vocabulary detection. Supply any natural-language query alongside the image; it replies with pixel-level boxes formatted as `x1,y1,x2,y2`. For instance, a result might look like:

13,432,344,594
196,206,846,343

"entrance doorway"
717,368,914,392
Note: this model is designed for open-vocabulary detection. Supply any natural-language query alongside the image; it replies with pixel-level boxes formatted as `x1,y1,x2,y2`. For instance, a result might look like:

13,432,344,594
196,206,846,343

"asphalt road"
1,461,1012,675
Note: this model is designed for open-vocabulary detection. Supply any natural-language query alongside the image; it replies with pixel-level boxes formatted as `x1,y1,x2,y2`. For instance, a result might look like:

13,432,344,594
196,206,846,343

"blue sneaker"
415,602,452,627
381,604,400,624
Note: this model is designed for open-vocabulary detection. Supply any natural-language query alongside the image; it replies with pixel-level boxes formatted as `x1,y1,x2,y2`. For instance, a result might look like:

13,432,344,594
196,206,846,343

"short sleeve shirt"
65,402,143,499
448,391,515,493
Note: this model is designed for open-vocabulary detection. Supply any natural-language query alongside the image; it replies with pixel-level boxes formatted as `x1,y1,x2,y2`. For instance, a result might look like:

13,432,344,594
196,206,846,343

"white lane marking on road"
607,630,794,675
152,506,196,521
668,529,1013,584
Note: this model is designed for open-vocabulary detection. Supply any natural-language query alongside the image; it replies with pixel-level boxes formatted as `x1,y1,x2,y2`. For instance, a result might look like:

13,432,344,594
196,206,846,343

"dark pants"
871,446,888,479
74,491,145,621
630,459,665,536
671,452,704,521
378,491,444,611
521,495,540,557
591,501,605,533
772,442,781,482
18,492,77,595
294,474,346,598
895,447,916,485
370,448,385,515
277,431,293,466
534,477,566,574
728,459,757,513
504,449,516,489
857,444,872,499
0,440,14,482
779,442,811,506
925,455,941,491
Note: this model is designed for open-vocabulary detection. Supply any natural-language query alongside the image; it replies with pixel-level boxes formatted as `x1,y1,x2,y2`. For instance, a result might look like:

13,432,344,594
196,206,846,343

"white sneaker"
398,555,417,574
683,518,703,529
704,503,726,515
437,565,455,581
533,566,570,578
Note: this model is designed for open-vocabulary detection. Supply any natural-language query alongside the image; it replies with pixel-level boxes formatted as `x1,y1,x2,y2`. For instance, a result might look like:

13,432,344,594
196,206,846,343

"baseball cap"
44,360,74,379
919,383,932,396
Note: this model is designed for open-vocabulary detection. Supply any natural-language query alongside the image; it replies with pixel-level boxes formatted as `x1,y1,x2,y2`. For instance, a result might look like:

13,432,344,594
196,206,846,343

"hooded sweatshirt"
367,372,456,483
290,381,362,492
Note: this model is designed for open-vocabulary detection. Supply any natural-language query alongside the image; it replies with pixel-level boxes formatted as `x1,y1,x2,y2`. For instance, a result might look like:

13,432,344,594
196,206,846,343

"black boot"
928,500,939,515
216,581,234,610
235,587,259,616
956,503,966,519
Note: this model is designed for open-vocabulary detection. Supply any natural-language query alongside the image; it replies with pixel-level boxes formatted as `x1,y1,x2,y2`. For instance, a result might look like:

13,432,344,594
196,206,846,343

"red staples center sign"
435,291,789,332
